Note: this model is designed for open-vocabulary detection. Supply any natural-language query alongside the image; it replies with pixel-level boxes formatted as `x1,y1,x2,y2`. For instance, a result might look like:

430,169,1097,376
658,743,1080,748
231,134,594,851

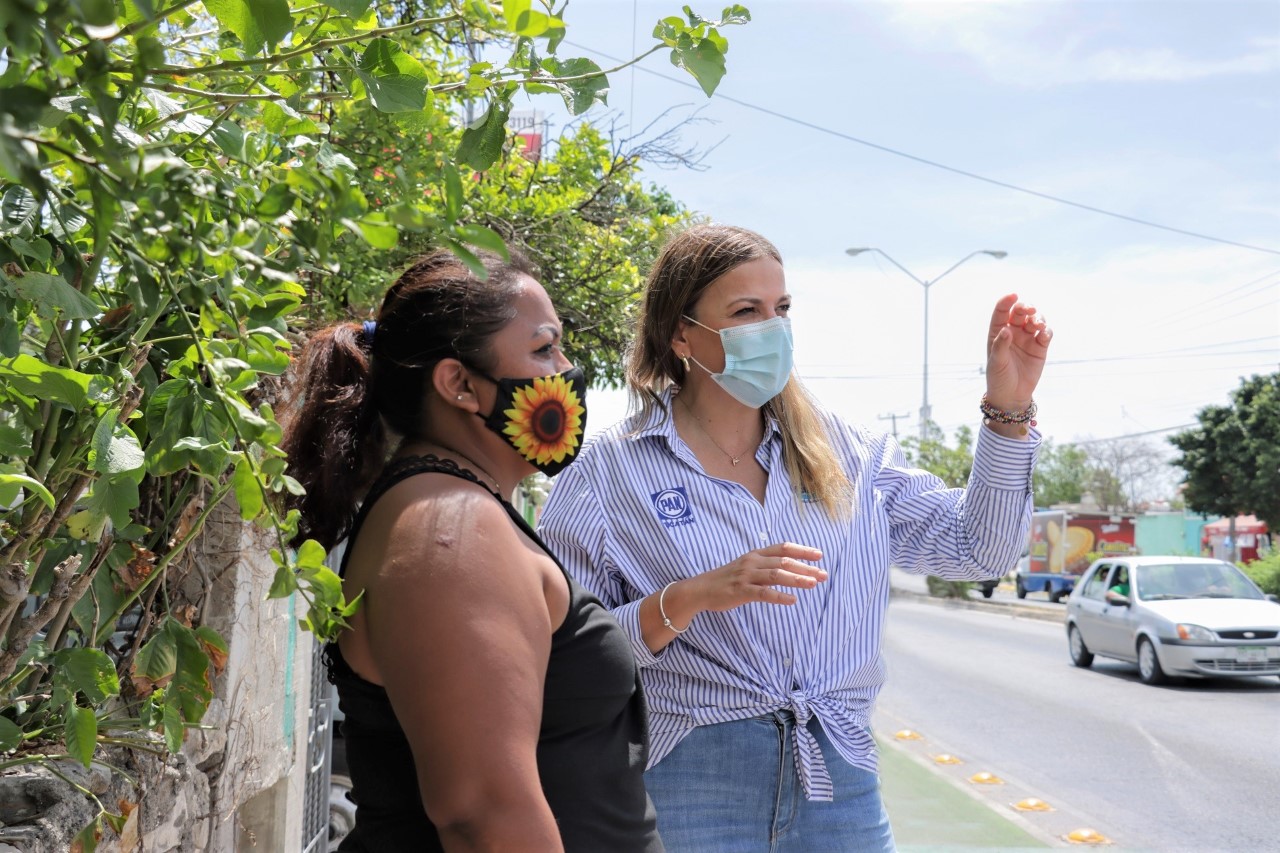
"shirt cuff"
612,598,663,668
971,423,1041,491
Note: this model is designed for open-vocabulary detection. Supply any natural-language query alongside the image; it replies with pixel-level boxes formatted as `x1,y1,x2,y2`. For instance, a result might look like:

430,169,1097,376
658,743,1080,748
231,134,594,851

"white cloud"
878,1,1280,86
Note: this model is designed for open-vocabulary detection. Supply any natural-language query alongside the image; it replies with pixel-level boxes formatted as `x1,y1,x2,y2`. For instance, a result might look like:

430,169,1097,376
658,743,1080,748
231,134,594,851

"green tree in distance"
1170,372,1280,532
1031,440,1089,508
901,422,973,488
0,1,749,841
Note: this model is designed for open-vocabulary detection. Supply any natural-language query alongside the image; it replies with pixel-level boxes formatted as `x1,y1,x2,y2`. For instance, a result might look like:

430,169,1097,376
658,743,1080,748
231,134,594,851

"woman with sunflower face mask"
538,224,1052,851
281,248,661,852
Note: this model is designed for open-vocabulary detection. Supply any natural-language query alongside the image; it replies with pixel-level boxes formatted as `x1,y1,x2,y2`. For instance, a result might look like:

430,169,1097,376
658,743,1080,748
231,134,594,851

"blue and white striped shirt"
538,387,1038,801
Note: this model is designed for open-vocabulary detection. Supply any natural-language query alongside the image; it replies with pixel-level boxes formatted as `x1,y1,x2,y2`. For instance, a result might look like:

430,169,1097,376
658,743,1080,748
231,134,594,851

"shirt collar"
630,385,783,447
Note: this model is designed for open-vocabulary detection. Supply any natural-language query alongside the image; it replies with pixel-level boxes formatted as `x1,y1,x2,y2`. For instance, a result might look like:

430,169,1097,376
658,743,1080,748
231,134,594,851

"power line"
1149,269,1280,330
565,41,1280,258
1070,425,1199,445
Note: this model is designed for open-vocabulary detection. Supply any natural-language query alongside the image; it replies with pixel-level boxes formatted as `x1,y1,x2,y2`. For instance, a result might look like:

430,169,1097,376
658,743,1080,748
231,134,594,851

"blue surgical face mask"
682,315,794,408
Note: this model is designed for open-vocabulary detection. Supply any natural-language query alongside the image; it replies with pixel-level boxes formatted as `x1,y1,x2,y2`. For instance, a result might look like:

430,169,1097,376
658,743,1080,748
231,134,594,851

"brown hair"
626,224,852,517
280,248,536,549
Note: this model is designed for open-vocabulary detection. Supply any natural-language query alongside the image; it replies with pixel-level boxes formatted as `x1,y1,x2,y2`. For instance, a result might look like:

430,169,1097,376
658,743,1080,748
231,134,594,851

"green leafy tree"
1170,372,1280,531
901,422,973,488
1031,440,1090,508
320,106,694,387
0,0,747,837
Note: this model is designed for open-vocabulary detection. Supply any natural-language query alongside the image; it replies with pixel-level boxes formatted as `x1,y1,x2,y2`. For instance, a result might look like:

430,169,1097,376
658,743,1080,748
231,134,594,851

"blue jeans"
645,712,896,852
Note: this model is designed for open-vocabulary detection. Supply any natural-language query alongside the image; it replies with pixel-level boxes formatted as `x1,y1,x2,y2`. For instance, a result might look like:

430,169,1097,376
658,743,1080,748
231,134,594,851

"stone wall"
0,500,317,851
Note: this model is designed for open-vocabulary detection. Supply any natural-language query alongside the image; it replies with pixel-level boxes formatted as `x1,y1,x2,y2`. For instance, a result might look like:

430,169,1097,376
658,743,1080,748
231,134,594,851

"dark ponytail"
280,321,386,549
280,248,537,550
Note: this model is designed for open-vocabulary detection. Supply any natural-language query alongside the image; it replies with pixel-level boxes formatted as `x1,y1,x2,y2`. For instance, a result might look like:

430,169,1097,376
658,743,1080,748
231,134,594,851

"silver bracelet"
658,582,689,634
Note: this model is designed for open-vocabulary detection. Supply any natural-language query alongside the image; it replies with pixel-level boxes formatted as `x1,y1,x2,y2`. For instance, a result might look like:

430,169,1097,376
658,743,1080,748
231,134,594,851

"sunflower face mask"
472,366,588,477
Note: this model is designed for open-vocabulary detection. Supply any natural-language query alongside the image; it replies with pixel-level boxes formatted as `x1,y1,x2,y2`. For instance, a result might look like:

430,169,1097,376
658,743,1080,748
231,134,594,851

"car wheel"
1016,577,1027,599
981,584,994,599
1137,637,1168,685
329,773,356,852
1068,624,1094,668
1048,588,1062,604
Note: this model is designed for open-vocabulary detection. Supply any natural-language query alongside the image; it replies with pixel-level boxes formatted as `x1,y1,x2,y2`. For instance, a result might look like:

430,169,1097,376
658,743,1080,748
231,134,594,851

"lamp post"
846,247,1007,440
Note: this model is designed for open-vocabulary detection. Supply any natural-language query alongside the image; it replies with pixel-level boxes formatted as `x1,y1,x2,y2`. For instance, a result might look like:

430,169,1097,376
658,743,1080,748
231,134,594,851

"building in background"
509,109,549,162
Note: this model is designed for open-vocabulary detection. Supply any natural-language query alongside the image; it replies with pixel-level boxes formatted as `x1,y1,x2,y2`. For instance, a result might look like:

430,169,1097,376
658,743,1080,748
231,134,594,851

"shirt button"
759,531,768,541
783,658,792,667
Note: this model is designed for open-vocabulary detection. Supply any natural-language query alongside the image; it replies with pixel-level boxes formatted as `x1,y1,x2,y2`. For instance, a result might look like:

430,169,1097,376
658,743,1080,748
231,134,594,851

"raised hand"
985,293,1052,411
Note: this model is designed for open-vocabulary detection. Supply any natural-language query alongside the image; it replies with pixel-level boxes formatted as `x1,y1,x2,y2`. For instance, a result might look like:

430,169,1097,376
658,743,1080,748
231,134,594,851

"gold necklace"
677,395,757,467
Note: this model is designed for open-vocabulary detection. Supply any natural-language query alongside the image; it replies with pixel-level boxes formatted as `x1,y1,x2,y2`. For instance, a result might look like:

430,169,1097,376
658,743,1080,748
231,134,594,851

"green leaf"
71,814,102,853
132,625,178,691
260,101,319,137
53,648,120,705
341,216,399,249
356,39,430,114
80,0,117,27
254,183,296,218
444,164,463,223
513,10,552,37
720,4,752,26
296,539,328,569
0,180,40,230
0,473,55,510
319,0,372,16
232,456,263,520
204,0,293,55
444,238,487,279
542,57,608,115
0,422,32,457
66,508,108,540
670,35,727,97
457,98,512,171
161,696,183,753
0,355,94,408
124,0,157,23
317,141,357,172
1,270,99,319
170,621,213,722
81,475,139,528
64,702,97,768
0,716,23,751
455,224,508,257
89,411,145,479
268,563,297,598
194,624,229,658
8,235,51,264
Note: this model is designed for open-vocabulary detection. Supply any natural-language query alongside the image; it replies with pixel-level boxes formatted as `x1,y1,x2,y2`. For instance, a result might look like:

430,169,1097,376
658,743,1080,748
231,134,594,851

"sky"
516,0,1280,481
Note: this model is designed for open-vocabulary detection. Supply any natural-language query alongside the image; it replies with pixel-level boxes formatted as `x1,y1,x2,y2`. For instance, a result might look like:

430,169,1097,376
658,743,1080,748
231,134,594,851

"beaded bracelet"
980,395,1038,435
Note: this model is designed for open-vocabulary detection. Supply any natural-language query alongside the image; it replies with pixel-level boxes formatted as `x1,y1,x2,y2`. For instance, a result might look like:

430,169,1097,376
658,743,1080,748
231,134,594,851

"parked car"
1064,556,1280,685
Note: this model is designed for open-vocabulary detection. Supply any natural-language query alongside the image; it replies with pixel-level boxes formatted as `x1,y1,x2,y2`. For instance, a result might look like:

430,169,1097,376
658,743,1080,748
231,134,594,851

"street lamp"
845,247,1008,440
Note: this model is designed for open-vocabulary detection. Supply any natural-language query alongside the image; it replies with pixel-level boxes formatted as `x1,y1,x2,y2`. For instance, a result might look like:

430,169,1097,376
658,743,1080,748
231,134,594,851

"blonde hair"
625,224,853,518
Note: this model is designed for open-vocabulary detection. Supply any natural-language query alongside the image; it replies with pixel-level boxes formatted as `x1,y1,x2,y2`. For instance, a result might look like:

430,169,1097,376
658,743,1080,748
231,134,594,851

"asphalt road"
873,598,1280,852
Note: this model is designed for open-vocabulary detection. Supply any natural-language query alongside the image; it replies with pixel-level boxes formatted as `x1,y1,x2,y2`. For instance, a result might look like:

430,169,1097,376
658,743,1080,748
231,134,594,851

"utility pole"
878,411,911,440
847,248,1007,440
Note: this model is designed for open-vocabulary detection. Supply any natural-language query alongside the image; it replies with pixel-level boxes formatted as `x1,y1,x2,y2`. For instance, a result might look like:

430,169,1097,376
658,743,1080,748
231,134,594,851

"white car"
1064,556,1280,685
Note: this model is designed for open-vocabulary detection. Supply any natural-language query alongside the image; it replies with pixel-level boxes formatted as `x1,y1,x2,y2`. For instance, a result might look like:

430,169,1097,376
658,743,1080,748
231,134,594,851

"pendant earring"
680,354,690,373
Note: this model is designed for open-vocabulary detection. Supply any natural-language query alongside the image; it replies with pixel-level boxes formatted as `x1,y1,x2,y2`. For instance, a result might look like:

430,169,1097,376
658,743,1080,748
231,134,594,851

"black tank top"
326,455,662,852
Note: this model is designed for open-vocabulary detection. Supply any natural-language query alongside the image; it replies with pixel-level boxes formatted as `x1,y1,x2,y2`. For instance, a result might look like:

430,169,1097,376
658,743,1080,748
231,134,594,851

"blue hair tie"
362,320,377,345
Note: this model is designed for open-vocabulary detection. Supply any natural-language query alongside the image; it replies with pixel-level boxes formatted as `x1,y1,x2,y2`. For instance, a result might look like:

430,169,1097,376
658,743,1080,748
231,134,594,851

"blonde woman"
538,224,1052,851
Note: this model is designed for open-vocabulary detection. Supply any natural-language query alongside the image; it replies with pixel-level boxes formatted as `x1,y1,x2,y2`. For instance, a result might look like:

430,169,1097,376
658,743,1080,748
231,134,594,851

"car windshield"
1133,562,1265,601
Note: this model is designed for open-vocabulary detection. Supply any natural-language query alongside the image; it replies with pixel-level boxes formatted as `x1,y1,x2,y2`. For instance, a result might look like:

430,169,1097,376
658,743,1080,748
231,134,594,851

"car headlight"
1176,623,1217,641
